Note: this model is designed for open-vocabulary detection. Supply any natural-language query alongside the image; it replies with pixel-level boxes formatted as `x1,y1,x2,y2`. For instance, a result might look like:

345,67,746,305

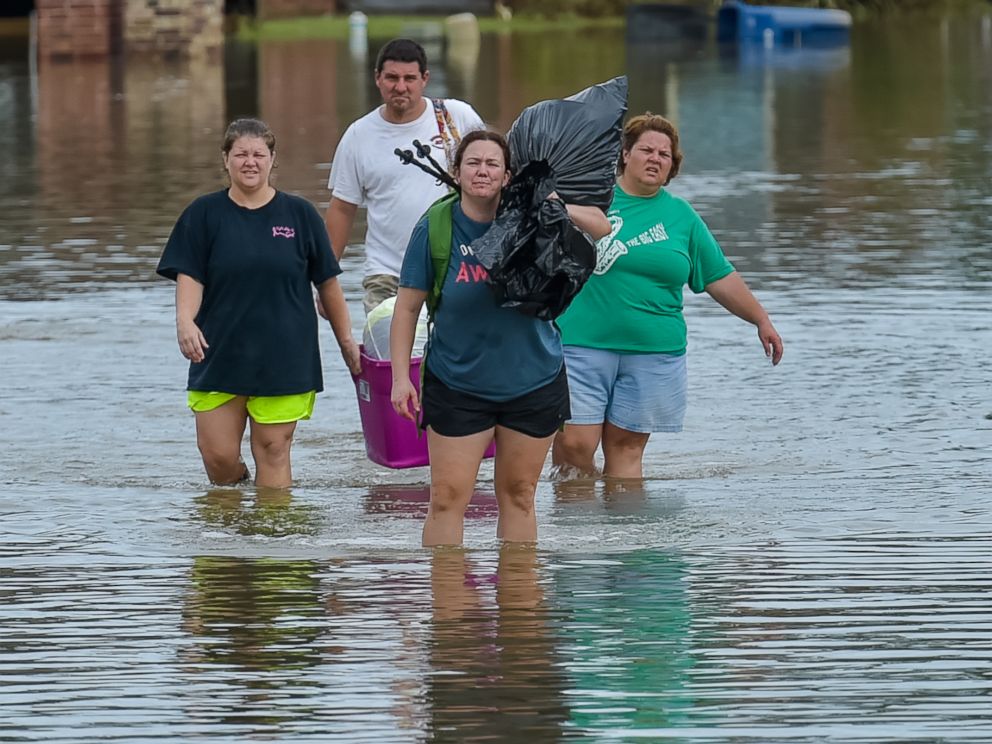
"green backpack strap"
425,190,460,321
417,191,460,433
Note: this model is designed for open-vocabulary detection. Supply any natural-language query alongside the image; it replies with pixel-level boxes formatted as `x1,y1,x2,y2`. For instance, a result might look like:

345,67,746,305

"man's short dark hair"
375,38,428,75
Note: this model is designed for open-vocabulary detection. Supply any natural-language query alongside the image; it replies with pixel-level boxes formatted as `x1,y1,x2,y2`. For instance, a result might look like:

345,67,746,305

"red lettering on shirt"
454,261,490,283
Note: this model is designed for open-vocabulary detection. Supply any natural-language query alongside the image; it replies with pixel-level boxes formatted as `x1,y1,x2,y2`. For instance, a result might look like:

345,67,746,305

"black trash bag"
507,76,628,211
471,160,596,321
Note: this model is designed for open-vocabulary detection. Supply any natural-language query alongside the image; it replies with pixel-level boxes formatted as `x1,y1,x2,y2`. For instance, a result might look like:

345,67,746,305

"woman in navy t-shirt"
157,118,361,488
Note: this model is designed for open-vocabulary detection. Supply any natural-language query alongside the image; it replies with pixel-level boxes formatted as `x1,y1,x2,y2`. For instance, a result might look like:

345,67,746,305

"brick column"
123,0,223,60
35,0,121,62
34,0,223,61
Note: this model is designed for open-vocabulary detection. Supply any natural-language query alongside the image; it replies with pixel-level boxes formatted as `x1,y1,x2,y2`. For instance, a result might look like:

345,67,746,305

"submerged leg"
424,428,493,547
195,399,250,485
493,426,555,543
551,423,603,477
249,420,298,489
601,422,651,479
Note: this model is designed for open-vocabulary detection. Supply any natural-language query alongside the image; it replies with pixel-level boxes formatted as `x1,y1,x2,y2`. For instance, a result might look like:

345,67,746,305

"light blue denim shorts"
563,345,687,433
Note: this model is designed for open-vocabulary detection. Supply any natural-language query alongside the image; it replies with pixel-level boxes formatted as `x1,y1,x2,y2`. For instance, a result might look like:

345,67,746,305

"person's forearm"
705,272,770,326
389,308,418,381
176,274,203,323
565,204,611,240
318,279,353,343
326,198,358,261
389,289,426,380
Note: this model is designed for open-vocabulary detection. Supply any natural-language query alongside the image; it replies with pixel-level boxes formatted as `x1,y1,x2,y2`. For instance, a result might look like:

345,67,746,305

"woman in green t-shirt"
553,113,784,479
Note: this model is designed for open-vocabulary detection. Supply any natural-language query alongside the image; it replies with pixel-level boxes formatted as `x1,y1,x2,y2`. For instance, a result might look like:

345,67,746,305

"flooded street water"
2,12,992,742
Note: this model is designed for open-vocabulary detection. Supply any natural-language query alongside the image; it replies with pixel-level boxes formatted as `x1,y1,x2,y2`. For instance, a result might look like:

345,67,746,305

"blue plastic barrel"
718,0,852,47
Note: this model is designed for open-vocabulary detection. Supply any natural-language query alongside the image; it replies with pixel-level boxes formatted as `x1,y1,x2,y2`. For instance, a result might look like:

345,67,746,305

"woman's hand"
705,272,784,366
175,274,206,362
339,336,362,375
757,319,784,366
391,377,420,422
389,287,428,423
177,318,208,363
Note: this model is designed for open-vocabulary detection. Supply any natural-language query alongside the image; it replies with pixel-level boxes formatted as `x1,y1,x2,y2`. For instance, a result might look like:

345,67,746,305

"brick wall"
124,0,223,59
35,0,120,61
35,0,222,60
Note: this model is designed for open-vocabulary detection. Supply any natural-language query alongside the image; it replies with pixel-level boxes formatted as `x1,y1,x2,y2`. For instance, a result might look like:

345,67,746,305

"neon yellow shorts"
187,390,316,424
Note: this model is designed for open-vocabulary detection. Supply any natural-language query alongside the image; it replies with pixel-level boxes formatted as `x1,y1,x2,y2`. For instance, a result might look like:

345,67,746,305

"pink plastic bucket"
352,348,495,469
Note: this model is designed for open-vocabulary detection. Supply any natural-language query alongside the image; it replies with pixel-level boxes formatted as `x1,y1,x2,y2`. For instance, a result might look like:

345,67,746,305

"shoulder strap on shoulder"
431,98,462,171
430,98,449,145
425,191,460,321
438,98,462,141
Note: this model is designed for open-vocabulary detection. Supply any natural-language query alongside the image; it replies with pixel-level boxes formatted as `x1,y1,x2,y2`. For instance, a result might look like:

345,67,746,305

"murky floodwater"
2,12,992,742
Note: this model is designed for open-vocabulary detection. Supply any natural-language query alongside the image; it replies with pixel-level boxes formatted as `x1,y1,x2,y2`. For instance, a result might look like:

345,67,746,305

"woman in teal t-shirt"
553,113,784,479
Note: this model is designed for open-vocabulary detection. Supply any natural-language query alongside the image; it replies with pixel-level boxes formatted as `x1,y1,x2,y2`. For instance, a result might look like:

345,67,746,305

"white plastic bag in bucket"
362,296,429,360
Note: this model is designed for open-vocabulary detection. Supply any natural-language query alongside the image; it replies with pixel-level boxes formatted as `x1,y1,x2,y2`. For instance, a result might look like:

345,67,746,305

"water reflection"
1,12,992,741
193,487,322,537
1,15,989,300
364,484,498,520
443,23,481,103
553,476,687,521
734,40,851,71
181,555,326,675
555,550,695,734
183,489,328,710
257,38,350,193
427,547,569,741
1,53,225,299
181,490,424,735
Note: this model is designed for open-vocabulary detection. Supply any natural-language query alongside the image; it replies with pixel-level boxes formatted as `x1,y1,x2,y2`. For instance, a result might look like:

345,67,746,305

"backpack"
412,190,462,415
424,190,460,323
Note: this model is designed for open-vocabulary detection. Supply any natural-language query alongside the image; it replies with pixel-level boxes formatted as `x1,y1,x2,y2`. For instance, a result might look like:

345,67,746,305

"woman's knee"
553,428,598,465
250,424,294,460
196,440,248,483
603,429,649,456
197,437,241,470
603,439,647,462
251,436,292,465
499,478,537,515
602,427,650,477
429,482,472,514
553,430,578,456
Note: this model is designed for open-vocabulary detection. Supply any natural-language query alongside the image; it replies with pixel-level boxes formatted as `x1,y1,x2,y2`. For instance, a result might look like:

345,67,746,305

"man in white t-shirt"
326,38,484,313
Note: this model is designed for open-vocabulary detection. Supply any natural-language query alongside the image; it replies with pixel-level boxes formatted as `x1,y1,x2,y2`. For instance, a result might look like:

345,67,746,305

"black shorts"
421,365,570,439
